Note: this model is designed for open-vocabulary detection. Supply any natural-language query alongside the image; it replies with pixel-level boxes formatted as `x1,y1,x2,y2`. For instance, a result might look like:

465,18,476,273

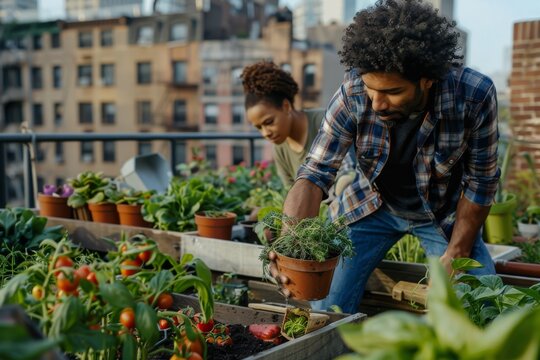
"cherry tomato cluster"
119,241,155,278
51,255,99,295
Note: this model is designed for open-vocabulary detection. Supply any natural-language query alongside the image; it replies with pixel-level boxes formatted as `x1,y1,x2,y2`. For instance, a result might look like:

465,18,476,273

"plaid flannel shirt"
297,67,500,239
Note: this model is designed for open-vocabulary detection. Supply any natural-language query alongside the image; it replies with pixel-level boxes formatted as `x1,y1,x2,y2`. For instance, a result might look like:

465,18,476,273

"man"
270,0,500,314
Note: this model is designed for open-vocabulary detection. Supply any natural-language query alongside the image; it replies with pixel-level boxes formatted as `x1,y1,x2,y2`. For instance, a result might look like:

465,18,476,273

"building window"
3,66,22,89
170,23,188,41
232,145,244,165
52,65,62,88
80,141,94,163
206,145,217,167
137,62,151,84
303,64,316,88
101,64,114,86
5,102,23,125
55,142,64,163
138,142,152,155
79,103,93,124
78,31,93,48
51,33,61,48
103,141,115,162
202,66,217,85
54,103,63,126
173,61,187,84
101,29,113,47
281,63,292,73
32,103,43,126
174,141,187,165
78,65,93,86
231,67,242,86
31,67,42,89
137,101,152,124
33,35,42,50
173,100,187,126
137,26,154,45
232,104,243,124
204,104,218,124
101,103,116,124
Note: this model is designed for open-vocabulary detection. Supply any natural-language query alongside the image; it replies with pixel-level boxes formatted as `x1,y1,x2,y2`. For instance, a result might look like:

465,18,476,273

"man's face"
362,72,434,121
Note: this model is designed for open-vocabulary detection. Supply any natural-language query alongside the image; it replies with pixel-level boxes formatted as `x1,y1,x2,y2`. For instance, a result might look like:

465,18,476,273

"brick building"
509,20,540,174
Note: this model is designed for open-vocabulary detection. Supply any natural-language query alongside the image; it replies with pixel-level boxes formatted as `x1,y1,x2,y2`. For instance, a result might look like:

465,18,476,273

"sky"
39,0,540,76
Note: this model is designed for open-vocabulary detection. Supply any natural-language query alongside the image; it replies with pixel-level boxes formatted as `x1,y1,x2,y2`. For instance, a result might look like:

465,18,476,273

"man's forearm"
283,179,323,219
446,196,491,258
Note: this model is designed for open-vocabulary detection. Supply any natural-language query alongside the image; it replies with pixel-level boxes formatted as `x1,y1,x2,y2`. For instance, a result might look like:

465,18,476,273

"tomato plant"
31,285,44,300
120,259,141,277
56,272,80,293
158,319,170,330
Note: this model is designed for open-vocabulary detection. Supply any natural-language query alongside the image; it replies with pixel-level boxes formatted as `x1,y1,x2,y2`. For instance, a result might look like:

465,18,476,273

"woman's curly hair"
340,0,462,81
241,61,299,109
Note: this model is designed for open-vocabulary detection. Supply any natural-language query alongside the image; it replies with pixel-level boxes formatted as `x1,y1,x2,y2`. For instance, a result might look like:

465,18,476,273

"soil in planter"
150,324,280,360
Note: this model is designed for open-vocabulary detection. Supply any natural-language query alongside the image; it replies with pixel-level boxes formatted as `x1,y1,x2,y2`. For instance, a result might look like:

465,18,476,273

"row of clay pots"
37,194,151,228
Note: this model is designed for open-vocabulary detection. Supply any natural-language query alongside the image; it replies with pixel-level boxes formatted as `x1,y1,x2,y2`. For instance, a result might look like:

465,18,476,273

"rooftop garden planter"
258,212,354,301
116,189,154,228
195,211,237,240
67,171,113,222
37,184,74,219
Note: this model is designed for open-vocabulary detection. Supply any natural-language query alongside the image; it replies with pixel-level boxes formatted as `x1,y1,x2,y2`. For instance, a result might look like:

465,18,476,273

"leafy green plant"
115,188,155,206
515,240,540,264
201,210,231,218
67,171,114,208
518,205,540,225
337,257,540,360
257,212,354,264
213,273,249,306
142,177,243,232
283,312,308,339
385,234,426,263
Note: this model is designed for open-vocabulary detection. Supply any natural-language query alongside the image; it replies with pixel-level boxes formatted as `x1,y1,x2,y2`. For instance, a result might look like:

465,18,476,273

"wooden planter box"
172,294,364,360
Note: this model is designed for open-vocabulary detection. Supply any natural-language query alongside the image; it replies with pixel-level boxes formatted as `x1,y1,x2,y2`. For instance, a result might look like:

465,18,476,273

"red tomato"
56,272,80,292
75,265,91,280
170,354,202,360
137,246,152,263
120,259,141,277
158,319,170,330
89,323,101,331
178,336,203,358
32,285,44,300
86,272,98,285
196,319,214,333
156,293,174,309
120,308,135,329
53,256,74,275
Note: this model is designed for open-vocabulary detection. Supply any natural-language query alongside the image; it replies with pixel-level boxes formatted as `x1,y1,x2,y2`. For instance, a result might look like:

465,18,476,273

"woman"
241,61,354,191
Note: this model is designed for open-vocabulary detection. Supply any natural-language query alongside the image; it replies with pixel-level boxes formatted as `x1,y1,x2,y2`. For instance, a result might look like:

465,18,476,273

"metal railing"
0,132,263,208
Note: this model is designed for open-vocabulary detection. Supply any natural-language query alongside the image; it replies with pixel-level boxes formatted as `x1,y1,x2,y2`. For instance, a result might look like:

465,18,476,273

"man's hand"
439,252,455,276
268,251,291,298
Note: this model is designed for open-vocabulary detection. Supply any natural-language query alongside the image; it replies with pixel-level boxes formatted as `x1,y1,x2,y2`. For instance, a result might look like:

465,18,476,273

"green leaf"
135,302,159,343
0,324,61,360
121,333,138,360
49,296,84,339
148,270,174,294
427,258,463,312
99,282,135,309
194,258,212,287
451,258,483,272
0,274,28,306
478,275,504,290
63,325,117,353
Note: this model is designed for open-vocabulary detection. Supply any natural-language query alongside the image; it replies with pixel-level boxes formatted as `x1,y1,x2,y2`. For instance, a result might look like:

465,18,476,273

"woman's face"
246,101,292,145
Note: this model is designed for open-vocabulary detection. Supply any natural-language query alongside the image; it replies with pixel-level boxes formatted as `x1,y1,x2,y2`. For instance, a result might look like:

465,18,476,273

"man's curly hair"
340,0,462,81
241,61,299,109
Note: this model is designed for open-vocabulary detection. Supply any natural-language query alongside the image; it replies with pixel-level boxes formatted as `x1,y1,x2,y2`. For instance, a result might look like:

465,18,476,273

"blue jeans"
311,207,495,314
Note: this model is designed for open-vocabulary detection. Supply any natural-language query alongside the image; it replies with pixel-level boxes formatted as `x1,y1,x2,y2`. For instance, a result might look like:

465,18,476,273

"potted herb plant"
517,205,540,239
258,212,354,300
86,180,121,224
195,210,237,240
37,183,74,219
116,188,154,228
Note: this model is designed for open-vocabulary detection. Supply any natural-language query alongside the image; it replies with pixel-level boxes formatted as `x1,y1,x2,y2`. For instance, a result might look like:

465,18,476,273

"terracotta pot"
37,194,73,219
73,205,92,221
194,212,237,240
88,203,119,224
117,204,152,228
275,253,340,301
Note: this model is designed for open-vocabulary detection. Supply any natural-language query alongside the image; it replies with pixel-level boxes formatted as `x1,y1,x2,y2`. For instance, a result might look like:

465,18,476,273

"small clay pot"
37,193,73,219
117,204,152,228
194,212,237,240
88,203,119,224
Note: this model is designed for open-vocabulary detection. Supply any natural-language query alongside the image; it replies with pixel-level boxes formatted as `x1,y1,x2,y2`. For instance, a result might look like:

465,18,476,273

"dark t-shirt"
375,112,430,220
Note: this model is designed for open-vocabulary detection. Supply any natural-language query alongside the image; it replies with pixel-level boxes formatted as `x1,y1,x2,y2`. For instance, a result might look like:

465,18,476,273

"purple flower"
61,184,74,198
43,184,57,196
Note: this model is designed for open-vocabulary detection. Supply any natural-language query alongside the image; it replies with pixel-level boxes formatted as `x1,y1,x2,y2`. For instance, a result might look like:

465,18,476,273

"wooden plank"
180,232,265,278
45,217,181,258
391,281,428,307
